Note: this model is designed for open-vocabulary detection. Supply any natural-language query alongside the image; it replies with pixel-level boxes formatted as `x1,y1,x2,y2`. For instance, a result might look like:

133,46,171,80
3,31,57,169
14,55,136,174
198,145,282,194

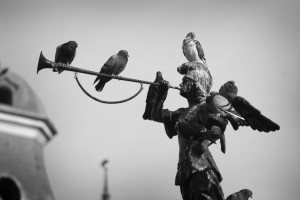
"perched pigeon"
54,41,78,74
218,81,280,132
226,189,253,200
182,32,206,63
94,50,129,92
219,80,238,102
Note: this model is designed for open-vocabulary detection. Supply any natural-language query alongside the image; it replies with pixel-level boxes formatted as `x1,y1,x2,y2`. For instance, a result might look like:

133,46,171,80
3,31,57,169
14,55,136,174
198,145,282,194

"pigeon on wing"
219,81,280,132
94,50,129,92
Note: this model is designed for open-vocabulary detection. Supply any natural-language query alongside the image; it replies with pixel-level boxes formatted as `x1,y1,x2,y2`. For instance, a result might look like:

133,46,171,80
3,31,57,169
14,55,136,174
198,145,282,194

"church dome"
0,67,47,116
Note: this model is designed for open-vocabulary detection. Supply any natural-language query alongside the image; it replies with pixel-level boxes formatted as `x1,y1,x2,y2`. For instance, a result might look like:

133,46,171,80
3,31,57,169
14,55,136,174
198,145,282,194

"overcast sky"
1,1,300,200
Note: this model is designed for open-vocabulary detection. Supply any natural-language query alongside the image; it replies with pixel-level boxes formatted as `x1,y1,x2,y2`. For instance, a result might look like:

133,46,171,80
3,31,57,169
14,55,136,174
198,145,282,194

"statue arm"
143,89,185,139
143,72,185,138
143,71,169,122
143,91,183,139
162,108,186,138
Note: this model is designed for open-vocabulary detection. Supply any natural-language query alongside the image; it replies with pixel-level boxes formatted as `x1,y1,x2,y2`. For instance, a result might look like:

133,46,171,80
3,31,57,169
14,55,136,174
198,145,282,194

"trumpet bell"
37,51,54,74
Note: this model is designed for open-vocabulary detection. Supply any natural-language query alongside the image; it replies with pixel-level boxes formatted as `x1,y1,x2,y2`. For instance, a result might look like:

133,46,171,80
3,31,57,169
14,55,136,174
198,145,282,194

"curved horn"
37,51,54,74
36,52,181,90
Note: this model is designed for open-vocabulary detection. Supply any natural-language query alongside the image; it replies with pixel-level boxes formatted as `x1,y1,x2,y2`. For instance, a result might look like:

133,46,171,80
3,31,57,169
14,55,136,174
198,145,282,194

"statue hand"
154,71,168,88
143,71,169,121
152,71,169,98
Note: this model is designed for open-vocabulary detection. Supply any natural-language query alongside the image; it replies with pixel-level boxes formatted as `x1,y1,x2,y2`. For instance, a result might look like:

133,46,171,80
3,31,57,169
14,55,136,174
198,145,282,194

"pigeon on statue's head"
182,32,206,63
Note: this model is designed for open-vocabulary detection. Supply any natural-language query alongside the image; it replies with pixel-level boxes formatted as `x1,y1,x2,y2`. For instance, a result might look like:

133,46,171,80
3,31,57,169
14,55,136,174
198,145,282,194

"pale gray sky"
1,1,299,200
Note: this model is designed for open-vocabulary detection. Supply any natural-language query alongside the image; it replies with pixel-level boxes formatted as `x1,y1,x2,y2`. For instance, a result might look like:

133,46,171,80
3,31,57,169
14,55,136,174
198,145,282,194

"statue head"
177,62,212,102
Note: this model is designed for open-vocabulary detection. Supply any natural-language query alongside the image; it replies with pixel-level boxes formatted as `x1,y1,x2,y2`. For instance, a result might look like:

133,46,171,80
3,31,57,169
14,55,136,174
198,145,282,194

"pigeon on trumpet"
54,41,78,74
94,50,129,92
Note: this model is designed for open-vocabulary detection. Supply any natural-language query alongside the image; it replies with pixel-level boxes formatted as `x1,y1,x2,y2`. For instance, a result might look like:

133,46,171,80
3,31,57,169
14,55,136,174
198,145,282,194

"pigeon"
54,41,78,74
226,189,253,200
182,32,206,63
218,81,280,132
94,50,129,92
219,80,238,102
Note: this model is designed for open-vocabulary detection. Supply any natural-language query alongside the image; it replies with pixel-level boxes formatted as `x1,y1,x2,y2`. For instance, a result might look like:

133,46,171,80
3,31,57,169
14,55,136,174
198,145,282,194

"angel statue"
142,61,279,200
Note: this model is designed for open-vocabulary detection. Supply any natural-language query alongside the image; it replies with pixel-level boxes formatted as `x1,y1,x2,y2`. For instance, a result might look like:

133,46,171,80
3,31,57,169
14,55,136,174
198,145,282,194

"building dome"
0,67,46,116
0,67,56,200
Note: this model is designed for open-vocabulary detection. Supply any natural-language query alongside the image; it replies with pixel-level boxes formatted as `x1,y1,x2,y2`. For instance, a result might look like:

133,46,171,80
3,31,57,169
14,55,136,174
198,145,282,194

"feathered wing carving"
230,96,280,132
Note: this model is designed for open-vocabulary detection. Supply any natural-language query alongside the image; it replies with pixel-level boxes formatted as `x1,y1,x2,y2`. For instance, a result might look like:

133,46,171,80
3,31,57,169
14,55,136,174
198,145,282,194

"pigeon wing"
182,39,189,58
194,39,205,62
226,193,237,200
225,109,249,131
93,55,116,84
231,96,280,132
54,45,62,63
68,50,76,64
114,56,128,75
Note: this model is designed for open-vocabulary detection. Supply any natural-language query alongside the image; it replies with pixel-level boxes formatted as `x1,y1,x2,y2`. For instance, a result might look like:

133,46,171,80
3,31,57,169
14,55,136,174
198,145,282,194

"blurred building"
0,68,57,200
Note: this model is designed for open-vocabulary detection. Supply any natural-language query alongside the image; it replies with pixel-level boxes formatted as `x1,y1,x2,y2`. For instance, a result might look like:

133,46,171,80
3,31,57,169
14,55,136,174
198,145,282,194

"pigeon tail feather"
95,83,105,92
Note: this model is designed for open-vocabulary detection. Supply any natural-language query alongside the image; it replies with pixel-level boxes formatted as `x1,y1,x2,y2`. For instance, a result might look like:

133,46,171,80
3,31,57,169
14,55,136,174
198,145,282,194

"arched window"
0,86,12,105
0,177,21,200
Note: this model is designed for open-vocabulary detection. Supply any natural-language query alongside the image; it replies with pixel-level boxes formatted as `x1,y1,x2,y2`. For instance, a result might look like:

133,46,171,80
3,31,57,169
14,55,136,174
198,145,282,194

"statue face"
179,77,196,99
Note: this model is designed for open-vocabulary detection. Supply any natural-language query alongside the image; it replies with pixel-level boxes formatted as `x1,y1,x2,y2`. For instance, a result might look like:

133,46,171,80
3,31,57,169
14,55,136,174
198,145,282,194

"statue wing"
230,96,280,132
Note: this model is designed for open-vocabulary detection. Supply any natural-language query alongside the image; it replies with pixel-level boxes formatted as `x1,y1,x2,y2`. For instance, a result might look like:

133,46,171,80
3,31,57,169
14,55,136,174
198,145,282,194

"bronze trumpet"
37,51,181,90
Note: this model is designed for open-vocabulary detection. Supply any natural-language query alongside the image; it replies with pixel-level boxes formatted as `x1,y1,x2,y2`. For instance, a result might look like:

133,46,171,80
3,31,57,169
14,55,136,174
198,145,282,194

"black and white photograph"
0,1,299,200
